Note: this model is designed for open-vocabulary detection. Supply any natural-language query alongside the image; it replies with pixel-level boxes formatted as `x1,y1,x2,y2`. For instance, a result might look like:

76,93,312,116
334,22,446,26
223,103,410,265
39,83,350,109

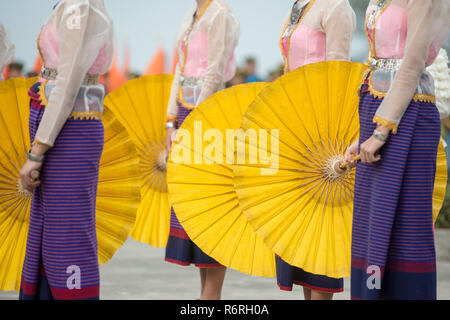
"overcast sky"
0,0,370,77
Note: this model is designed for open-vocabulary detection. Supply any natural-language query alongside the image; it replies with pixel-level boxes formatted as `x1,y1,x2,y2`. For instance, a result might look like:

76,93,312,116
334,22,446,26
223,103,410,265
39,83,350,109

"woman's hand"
359,126,389,164
165,127,176,155
344,140,359,169
19,143,49,192
19,160,43,193
360,136,384,163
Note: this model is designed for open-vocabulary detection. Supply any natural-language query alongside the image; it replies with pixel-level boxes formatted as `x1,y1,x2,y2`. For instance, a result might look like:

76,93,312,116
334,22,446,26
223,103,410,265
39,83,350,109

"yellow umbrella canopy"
104,74,174,248
233,61,447,279
434,141,447,220
167,83,276,277
0,77,141,291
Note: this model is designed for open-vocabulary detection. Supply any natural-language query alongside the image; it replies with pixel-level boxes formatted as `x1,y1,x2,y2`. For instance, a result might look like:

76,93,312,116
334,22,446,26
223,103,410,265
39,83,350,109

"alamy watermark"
170,121,280,175
66,265,81,290
366,265,381,290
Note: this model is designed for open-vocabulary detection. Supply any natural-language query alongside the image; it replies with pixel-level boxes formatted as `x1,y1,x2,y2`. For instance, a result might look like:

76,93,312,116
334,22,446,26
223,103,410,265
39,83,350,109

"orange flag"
144,47,165,75
108,53,127,92
33,55,43,74
3,65,9,80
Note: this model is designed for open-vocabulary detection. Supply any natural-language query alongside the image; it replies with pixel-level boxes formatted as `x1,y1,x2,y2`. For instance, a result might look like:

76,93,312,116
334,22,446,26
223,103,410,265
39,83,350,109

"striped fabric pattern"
165,103,222,268
275,256,344,293
20,83,104,300
351,83,440,300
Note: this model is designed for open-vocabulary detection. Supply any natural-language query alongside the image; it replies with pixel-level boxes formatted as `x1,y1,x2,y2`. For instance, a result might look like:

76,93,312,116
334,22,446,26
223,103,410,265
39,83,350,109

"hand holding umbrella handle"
334,155,361,174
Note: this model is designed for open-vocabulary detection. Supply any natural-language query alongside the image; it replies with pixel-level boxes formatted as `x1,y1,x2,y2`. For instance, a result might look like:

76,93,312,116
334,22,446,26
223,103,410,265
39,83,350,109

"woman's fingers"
24,175,41,190
373,154,381,162
360,144,382,164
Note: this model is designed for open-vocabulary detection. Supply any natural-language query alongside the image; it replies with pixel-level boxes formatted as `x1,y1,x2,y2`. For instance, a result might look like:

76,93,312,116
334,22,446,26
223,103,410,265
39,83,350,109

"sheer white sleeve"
323,0,356,61
373,0,450,132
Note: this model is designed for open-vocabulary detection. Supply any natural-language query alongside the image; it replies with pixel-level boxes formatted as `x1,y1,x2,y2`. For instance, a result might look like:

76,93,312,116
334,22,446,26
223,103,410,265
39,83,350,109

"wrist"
27,149,45,163
376,125,390,135
372,129,389,143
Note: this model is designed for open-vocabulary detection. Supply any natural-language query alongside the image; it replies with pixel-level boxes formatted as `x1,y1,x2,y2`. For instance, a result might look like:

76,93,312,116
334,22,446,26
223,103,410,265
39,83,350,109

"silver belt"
41,66,100,85
369,57,403,71
180,76,204,87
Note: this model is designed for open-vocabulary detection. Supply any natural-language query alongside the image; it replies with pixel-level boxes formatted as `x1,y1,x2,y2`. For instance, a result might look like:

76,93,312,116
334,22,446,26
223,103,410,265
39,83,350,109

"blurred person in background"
7,62,24,79
244,57,261,83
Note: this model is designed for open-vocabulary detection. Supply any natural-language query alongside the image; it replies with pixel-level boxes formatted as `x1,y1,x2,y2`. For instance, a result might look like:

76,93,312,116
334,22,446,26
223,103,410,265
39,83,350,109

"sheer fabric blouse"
0,22,15,80
35,0,114,147
280,0,356,72
366,0,450,133
167,0,240,119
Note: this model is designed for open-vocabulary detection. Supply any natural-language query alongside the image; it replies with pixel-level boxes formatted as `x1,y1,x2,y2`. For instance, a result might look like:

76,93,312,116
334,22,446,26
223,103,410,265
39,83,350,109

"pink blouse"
39,25,110,76
367,3,439,65
280,0,356,72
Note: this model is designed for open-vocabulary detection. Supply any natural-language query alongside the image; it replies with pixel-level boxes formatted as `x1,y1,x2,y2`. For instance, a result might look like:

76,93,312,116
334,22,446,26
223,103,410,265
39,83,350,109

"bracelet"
372,129,389,143
165,121,177,130
27,150,45,163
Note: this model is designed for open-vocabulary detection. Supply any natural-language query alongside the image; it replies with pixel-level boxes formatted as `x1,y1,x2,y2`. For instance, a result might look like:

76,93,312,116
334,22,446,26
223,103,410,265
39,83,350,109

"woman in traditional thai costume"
345,0,450,300
18,0,113,300
0,21,15,80
164,0,239,300
275,0,355,300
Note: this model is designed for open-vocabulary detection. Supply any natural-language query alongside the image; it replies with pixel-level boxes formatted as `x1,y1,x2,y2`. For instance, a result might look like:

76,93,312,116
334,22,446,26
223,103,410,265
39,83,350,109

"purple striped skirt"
20,83,104,300
351,82,440,300
276,256,343,293
165,103,222,268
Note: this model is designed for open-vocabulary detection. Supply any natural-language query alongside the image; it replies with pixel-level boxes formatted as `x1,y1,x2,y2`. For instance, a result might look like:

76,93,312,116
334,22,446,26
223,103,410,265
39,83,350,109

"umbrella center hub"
323,155,350,182
17,179,33,200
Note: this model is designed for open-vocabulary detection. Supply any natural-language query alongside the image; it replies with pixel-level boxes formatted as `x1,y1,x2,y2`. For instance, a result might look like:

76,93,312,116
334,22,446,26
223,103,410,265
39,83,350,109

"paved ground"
1,229,450,300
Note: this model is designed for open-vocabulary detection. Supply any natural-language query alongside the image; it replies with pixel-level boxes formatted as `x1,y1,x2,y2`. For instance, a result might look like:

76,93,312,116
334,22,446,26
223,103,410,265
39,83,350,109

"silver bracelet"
165,121,177,130
27,150,45,163
373,129,389,142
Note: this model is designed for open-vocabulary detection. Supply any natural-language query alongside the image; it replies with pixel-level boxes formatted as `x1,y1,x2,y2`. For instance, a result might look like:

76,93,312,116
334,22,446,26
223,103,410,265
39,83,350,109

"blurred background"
1,0,450,226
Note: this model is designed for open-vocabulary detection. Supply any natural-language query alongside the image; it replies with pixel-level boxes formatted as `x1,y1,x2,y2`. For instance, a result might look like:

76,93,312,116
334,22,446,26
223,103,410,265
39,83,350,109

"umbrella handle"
30,170,40,182
334,155,361,174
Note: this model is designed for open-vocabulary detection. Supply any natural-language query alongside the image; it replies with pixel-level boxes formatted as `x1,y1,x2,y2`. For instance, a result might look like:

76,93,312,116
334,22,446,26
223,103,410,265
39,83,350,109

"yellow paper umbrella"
233,61,447,279
434,141,447,220
0,77,141,292
167,83,276,277
104,74,174,248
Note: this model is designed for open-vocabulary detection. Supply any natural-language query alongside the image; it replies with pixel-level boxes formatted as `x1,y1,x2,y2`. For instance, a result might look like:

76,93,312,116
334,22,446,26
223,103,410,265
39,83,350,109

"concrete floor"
1,229,449,300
